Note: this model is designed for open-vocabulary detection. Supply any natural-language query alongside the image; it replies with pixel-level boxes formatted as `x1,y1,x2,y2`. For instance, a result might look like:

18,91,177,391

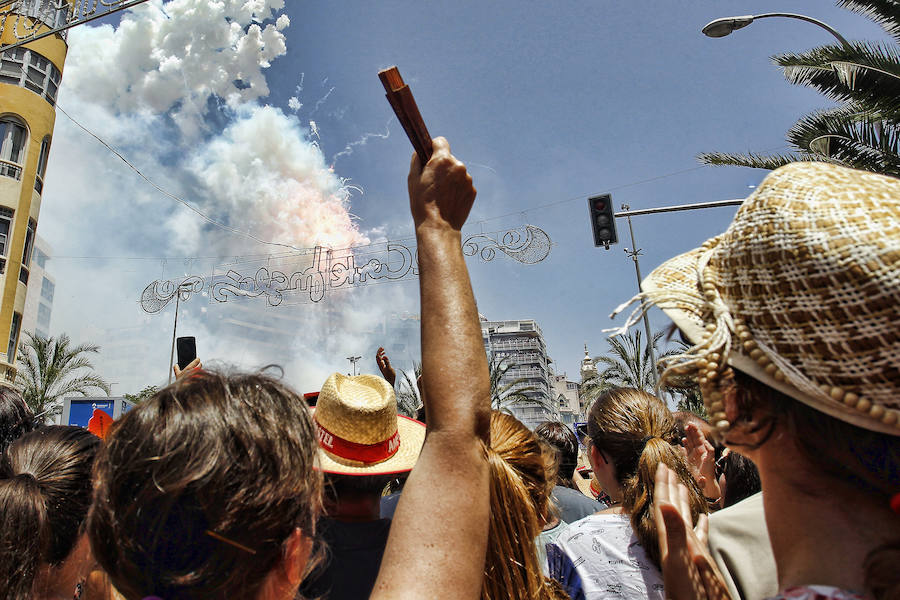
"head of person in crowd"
0,386,36,455
534,421,579,489
313,372,425,514
585,387,706,567
88,369,322,600
672,410,712,444
300,373,426,600
484,411,567,600
716,448,761,508
0,426,100,600
625,162,900,598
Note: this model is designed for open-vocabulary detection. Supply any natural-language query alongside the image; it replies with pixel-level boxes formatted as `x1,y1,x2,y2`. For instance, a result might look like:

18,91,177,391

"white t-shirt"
547,513,664,600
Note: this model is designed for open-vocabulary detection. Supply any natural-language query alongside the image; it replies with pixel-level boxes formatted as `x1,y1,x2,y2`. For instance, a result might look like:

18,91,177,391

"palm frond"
836,0,900,44
775,42,900,114
786,106,900,176
697,151,838,171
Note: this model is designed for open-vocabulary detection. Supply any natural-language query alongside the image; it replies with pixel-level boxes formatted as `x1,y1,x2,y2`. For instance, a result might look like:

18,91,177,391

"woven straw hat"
611,162,900,436
314,372,426,474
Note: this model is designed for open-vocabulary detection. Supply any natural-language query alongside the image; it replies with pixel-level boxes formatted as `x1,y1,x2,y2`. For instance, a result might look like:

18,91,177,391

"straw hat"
314,372,426,475
610,162,900,436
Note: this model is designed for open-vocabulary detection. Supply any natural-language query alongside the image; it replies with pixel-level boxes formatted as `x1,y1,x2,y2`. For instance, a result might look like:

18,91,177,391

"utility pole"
166,283,195,384
621,204,658,387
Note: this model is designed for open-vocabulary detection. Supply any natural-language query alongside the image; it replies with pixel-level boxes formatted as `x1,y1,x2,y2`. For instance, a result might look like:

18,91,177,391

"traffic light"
588,194,618,247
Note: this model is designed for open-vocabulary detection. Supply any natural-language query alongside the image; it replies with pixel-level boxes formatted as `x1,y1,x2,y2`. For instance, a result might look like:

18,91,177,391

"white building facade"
551,372,581,425
21,234,53,340
481,317,557,429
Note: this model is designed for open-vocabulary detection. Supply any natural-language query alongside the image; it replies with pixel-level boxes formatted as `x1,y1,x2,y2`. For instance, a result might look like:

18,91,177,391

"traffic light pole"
620,204,658,386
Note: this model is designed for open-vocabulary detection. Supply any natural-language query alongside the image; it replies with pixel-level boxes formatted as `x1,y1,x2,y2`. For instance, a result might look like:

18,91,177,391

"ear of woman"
257,528,313,600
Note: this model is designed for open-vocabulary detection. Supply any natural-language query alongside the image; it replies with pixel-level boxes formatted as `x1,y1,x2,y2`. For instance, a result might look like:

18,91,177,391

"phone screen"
176,336,197,370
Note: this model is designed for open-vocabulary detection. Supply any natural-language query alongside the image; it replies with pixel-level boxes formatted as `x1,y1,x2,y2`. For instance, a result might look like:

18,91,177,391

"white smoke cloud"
64,0,290,138
187,105,369,252
37,0,412,395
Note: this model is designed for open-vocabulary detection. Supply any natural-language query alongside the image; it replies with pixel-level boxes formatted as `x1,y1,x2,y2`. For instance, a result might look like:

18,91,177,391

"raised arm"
372,137,491,600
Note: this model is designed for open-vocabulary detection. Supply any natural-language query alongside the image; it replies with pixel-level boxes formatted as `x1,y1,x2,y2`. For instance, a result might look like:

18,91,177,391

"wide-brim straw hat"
610,162,900,436
314,372,426,475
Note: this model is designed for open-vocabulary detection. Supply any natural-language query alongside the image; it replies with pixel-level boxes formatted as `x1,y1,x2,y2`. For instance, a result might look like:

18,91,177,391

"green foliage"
581,330,672,411
699,5,900,178
396,361,422,418
16,332,111,423
123,385,158,404
488,354,552,416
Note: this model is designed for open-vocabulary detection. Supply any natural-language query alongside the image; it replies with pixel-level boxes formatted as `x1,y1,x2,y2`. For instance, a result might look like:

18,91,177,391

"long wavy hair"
483,411,568,600
587,387,706,568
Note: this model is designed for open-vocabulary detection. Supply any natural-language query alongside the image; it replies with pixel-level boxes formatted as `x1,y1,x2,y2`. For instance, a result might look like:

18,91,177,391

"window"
19,218,35,284
40,277,53,302
0,47,62,105
7,312,20,364
34,136,50,193
0,119,27,180
34,247,47,269
37,302,51,327
0,207,12,258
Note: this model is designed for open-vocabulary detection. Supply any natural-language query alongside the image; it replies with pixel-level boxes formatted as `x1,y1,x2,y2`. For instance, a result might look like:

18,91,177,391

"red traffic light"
588,194,617,247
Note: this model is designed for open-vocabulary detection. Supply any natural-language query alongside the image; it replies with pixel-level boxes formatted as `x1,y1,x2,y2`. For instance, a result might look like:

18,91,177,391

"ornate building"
579,343,599,414
0,0,73,380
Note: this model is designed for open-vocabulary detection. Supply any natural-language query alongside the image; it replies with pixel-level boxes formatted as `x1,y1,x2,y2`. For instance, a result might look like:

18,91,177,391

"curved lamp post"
702,13,851,48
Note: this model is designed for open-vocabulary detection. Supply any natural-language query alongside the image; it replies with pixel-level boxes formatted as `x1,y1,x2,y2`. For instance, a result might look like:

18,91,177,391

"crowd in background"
0,139,897,600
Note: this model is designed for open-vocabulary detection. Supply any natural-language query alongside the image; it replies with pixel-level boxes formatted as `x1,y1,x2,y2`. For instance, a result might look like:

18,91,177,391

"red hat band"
315,418,401,465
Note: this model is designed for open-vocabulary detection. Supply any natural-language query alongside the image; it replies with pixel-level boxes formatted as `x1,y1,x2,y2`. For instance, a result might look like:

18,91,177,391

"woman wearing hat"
610,163,900,600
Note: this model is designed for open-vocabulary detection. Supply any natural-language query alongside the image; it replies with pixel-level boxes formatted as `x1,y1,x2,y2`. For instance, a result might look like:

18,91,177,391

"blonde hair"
587,388,706,568
483,411,568,600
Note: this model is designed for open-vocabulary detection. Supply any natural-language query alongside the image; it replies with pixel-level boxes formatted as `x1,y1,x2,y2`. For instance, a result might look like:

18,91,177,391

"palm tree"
395,361,422,418
699,1,900,177
489,354,553,416
16,332,111,422
580,330,685,411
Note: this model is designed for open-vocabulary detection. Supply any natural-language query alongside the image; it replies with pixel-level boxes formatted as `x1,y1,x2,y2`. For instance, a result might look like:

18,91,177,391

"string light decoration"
140,224,552,313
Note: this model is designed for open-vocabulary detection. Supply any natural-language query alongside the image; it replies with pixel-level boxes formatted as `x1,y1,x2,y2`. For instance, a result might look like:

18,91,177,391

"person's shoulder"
552,485,604,521
553,485,598,504
709,491,766,529
560,511,627,536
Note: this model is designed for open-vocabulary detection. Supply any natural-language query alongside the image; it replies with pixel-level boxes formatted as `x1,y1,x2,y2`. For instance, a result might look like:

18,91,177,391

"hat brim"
643,246,899,436
316,415,426,475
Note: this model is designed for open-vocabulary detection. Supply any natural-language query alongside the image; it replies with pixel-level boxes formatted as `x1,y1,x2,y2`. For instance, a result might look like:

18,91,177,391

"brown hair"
88,369,323,600
483,412,567,600
0,426,100,600
0,386,36,455
534,421,578,488
587,388,706,568
723,368,900,600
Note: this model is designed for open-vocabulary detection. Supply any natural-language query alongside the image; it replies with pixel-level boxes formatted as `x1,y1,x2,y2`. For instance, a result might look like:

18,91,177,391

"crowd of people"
0,138,897,600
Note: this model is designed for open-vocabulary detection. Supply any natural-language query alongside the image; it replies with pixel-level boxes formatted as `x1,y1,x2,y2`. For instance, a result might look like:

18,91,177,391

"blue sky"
38,1,891,393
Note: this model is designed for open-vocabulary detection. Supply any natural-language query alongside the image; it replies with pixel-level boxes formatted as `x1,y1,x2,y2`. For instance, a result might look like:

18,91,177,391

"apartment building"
481,316,557,429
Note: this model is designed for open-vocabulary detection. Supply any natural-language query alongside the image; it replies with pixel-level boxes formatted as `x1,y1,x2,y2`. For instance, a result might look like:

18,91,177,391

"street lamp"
346,355,362,376
702,13,852,48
